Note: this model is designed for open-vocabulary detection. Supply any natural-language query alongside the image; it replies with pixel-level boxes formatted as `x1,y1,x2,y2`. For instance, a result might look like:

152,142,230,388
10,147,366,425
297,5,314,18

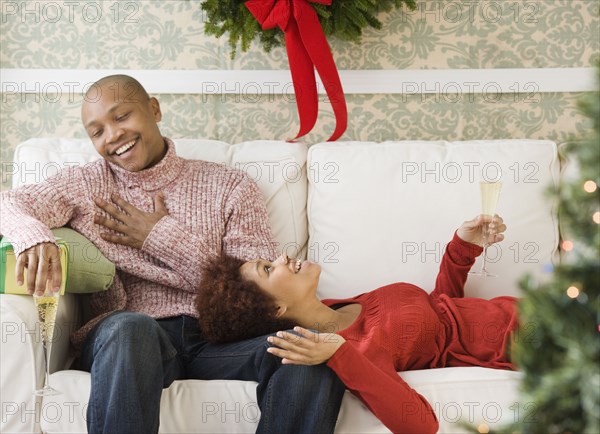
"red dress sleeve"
430,232,482,300
327,342,439,434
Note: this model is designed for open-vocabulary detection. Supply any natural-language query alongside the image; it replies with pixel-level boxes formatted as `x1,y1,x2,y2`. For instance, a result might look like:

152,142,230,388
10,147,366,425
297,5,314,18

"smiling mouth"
294,258,302,273
114,138,137,156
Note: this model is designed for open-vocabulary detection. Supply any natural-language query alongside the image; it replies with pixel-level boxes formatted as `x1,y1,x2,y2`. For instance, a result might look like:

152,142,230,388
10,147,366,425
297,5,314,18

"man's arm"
221,175,279,261
0,167,83,294
1,179,78,253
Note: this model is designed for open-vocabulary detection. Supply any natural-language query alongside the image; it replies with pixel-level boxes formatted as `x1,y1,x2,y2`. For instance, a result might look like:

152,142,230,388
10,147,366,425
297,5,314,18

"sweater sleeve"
141,174,278,291
0,168,83,255
430,232,482,300
221,175,278,261
327,343,439,434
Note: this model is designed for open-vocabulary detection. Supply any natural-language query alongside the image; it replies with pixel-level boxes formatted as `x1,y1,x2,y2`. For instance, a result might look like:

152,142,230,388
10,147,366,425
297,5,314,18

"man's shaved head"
84,74,150,106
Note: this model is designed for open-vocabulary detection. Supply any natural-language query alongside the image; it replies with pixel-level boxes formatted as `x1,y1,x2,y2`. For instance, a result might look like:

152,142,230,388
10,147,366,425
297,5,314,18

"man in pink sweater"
0,75,344,434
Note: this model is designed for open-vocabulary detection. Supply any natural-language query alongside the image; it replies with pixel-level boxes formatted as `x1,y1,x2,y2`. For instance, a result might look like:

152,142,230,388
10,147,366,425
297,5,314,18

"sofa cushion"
12,138,308,261
307,140,560,300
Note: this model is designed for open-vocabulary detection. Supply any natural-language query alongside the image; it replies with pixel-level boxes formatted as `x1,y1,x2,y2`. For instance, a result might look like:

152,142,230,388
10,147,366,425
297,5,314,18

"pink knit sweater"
0,138,278,348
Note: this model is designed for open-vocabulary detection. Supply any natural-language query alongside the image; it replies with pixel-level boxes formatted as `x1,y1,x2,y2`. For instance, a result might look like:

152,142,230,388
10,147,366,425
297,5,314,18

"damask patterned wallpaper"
1,0,599,190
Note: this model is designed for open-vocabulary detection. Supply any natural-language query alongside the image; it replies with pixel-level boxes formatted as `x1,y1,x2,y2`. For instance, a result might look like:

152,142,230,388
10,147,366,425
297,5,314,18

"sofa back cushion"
307,140,560,299
12,138,308,259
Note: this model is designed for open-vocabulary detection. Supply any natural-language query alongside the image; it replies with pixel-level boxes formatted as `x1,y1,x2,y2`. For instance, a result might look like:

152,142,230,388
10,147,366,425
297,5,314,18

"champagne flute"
33,287,61,396
469,181,502,277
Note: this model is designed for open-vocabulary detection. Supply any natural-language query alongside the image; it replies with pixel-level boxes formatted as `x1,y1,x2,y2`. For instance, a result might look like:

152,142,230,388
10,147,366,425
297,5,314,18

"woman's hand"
266,327,346,365
15,242,62,296
457,214,506,247
94,193,168,249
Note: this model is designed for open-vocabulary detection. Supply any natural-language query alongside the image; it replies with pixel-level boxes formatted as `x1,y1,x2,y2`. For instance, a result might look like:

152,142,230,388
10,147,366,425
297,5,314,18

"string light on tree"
583,180,597,193
567,286,580,298
561,240,574,251
593,211,600,224
477,423,490,433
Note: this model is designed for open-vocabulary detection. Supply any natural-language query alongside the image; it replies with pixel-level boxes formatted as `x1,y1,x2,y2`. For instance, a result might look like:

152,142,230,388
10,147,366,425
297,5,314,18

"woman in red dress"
196,215,517,434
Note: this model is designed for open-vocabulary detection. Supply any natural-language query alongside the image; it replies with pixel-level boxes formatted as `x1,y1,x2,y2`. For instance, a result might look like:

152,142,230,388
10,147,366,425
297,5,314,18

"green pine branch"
200,0,417,59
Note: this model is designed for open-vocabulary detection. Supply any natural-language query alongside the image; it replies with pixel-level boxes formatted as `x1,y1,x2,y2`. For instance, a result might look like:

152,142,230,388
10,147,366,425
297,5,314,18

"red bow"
245,0,348,142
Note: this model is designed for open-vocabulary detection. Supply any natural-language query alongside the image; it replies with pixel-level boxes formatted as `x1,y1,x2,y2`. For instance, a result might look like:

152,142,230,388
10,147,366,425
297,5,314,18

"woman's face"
240,253,321,314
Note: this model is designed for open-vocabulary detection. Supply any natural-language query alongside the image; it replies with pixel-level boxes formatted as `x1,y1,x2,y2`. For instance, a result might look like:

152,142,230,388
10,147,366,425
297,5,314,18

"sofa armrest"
0,293,80,433
1,294,42,433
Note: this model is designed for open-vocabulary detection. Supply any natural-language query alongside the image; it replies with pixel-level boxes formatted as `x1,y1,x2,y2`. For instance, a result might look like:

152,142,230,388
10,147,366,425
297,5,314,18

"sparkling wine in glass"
33,289,61,396
469,181,502,277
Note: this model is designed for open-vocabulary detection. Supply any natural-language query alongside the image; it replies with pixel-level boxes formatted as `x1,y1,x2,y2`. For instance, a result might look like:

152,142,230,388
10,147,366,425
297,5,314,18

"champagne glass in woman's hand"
469,182,502,277
33,287,61,396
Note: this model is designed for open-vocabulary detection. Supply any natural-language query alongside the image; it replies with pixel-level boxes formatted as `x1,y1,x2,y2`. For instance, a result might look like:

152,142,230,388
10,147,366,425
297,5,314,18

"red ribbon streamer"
245,0,348,142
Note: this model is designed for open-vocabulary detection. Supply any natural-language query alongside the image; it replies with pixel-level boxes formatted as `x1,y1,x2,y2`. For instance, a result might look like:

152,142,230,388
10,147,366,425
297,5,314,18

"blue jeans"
78,312,345,434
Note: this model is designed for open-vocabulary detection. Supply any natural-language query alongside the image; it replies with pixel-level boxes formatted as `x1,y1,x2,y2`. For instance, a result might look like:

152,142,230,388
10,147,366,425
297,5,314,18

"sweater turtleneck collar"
107,137,184,191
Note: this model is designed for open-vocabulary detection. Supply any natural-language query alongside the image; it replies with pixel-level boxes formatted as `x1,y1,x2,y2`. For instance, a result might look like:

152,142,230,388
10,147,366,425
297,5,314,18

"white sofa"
0,138,560,434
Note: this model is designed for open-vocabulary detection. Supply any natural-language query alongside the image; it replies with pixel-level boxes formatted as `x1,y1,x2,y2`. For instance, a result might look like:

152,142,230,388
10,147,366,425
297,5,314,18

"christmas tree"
488,66,600,434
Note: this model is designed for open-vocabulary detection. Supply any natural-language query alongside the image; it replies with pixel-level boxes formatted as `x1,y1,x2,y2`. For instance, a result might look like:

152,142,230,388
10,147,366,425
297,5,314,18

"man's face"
81,81,166,172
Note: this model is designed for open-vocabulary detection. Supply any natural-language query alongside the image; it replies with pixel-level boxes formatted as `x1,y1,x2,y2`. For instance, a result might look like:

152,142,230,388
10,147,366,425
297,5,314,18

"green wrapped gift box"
0,228,115,295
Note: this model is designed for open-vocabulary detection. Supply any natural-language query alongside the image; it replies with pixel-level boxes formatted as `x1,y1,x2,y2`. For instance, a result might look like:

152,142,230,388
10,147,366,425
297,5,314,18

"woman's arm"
267,327,439,434
328,343,439,434
430,215,505,299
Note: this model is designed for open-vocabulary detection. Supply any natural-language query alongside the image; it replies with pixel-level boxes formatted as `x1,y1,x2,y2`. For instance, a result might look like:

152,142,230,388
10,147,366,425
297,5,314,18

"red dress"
324,233,518,434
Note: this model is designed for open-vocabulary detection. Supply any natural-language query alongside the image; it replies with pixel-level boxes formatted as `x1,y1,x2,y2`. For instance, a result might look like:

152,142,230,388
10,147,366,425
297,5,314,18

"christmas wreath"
200,0,417,142
201,0,417,58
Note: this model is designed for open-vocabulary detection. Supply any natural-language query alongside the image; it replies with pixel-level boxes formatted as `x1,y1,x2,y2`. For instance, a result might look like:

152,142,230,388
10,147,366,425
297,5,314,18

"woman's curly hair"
196,252,296,344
